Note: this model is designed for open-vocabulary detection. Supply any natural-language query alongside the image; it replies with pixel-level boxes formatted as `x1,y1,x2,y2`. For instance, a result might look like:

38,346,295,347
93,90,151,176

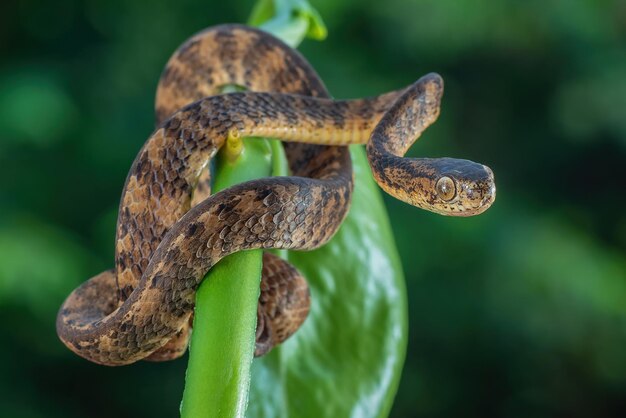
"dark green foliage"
0,0,625,417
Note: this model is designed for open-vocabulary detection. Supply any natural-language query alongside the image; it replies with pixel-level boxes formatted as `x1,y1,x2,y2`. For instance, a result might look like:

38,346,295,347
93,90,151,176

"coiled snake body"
57,25,496,366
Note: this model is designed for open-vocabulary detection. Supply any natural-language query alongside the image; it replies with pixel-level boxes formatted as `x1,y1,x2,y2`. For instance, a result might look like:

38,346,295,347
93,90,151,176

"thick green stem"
180,137,273,418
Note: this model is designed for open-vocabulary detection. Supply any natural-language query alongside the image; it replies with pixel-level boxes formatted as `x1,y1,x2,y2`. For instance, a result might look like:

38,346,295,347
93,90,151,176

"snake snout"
480,164,496,207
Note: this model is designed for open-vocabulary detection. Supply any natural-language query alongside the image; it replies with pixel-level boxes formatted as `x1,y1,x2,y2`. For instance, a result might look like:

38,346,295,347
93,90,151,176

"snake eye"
436,176,456,201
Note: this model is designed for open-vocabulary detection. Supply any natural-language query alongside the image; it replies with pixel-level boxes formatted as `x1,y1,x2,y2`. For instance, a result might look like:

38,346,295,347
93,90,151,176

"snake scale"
56,24,496,366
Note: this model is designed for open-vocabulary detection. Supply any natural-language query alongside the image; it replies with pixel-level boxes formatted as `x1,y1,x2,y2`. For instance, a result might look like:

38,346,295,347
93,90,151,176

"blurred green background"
1,0,625,417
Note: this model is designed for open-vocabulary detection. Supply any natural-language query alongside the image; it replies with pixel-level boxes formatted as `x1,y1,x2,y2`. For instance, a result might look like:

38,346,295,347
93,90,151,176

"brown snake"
56,24,496,366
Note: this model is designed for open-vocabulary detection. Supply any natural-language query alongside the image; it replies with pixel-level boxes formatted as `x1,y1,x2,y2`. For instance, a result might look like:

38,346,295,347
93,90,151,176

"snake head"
372,156,496,216
427,157,496,216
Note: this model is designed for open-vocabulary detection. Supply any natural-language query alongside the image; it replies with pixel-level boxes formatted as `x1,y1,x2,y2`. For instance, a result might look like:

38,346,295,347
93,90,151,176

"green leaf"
247,146,407,418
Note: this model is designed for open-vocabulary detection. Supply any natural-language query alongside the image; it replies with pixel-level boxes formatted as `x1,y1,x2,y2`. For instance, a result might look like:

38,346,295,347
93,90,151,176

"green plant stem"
249,0,327,47
180,107,293,418
180,137,273,418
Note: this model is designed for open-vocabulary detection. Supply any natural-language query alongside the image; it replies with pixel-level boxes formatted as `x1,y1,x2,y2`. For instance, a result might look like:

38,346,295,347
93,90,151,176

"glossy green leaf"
247,146,407,418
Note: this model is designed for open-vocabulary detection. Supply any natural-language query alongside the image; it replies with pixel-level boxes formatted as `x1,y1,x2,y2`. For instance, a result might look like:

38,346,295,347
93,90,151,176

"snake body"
57,24,495,366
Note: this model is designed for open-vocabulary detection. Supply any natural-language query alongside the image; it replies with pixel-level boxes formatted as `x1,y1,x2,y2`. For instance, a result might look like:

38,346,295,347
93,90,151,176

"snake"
56,24,496,366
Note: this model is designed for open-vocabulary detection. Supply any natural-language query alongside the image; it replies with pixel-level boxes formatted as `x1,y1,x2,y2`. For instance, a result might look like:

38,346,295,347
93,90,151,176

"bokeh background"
1,0,625,417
